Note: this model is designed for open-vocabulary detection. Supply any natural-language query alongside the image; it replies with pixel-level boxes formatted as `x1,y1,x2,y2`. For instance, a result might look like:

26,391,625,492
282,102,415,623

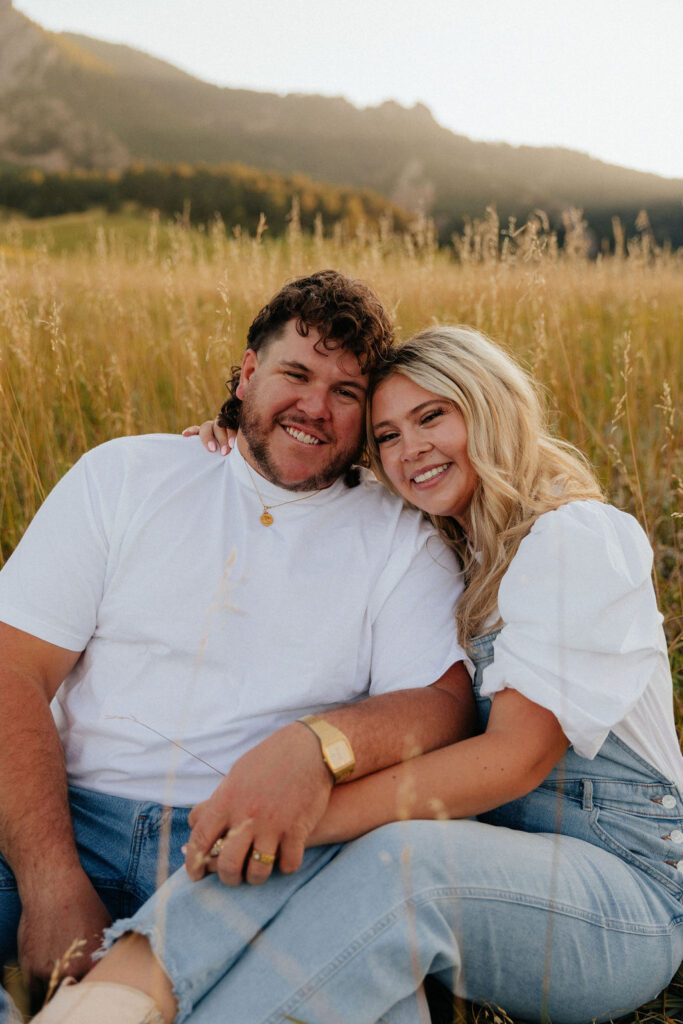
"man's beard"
239,390,362,491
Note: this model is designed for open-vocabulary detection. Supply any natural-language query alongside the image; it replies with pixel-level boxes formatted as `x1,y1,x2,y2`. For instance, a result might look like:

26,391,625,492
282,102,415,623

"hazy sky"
13,0,683,179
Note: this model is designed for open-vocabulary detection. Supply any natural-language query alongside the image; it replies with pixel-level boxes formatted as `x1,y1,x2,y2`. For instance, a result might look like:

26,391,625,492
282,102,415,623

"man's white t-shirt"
0,436,465,806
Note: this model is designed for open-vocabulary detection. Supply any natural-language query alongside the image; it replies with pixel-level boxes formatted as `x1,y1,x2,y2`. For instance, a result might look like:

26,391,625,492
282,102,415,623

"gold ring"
209,835,228,857
251,849,276,866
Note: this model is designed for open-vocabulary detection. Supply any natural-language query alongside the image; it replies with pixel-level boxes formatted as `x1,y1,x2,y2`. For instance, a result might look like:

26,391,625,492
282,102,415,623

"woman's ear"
236,349,258,400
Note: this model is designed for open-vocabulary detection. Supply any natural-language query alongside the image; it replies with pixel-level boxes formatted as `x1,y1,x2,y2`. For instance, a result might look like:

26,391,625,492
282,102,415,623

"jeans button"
662,795,677,809
671,829,683,844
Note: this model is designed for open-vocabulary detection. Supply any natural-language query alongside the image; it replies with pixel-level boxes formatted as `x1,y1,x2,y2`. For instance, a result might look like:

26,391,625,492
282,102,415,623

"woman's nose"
401,432,431,460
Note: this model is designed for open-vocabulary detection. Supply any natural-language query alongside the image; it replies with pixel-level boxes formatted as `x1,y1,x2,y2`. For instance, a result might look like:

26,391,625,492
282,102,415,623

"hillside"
1,2,682,243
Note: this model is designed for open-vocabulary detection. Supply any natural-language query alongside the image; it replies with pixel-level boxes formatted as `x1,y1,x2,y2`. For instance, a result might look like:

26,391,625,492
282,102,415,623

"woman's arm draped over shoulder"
182,420,234,454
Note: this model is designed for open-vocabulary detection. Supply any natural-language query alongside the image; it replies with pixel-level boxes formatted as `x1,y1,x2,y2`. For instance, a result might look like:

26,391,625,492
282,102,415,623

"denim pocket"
589,798,683,900
131,804,191,906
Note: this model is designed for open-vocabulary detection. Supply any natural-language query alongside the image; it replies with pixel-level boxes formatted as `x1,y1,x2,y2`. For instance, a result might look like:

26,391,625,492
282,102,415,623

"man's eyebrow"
278,360,368,394
372,400,441,429
278,360,311,373
339,379,368,395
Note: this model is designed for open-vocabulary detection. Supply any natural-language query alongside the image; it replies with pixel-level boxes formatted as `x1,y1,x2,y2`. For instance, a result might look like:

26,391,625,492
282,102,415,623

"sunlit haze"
13,0,683,179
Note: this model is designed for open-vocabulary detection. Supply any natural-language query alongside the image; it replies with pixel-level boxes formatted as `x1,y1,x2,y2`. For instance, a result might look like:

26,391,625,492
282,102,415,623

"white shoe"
32,978,165,1023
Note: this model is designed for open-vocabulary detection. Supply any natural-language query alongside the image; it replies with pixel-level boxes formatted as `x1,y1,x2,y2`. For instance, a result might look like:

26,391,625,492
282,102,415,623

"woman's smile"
410,462,452,486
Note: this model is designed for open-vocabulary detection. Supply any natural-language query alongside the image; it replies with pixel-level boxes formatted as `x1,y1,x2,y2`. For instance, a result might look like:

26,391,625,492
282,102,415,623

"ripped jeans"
106,630,683,1023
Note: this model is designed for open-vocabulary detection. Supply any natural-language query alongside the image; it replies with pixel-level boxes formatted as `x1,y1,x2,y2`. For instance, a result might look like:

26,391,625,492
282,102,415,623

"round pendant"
260,510,274,526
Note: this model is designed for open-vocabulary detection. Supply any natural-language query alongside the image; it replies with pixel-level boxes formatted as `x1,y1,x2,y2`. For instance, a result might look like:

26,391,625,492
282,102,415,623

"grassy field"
1,207,680,686
0,206,681,1022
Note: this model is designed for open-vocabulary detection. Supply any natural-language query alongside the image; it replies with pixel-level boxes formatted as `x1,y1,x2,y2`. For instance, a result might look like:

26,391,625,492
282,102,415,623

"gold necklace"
244,459,323,526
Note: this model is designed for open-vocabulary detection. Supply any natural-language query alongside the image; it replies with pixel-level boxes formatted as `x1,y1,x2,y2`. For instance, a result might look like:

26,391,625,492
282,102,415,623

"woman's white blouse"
480,500,683,790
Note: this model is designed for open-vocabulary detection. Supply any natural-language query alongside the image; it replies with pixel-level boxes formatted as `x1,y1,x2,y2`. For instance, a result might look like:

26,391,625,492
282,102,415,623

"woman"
36,326,683,1023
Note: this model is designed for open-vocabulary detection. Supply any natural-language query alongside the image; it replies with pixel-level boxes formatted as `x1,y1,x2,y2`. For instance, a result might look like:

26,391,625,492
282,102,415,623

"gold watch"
298,715,356,783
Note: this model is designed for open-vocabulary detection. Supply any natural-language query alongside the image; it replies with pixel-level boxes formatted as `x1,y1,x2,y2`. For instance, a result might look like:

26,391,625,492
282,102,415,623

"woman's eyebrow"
373,400,442,428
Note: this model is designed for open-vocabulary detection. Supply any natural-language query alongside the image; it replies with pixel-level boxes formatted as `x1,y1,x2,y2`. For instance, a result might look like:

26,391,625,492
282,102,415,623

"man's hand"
18,867,112,989
185,722,332,886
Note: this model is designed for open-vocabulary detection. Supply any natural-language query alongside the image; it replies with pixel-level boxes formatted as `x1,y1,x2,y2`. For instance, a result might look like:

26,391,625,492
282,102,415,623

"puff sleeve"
479,501,668,758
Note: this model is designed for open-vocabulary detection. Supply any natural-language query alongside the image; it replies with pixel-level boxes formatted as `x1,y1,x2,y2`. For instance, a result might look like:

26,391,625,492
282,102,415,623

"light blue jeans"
0,986,19,1024
0,785,191,1022
106,629,683,1024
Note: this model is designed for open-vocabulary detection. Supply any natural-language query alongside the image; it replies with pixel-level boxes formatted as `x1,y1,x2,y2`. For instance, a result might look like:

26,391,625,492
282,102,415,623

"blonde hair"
367,326,604,647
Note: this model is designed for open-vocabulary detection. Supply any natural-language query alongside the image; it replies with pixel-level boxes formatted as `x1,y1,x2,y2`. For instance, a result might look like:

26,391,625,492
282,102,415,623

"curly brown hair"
218,270,394,431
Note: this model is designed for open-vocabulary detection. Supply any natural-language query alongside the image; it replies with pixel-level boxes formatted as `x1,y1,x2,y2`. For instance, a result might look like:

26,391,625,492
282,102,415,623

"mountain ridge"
1,3,682,243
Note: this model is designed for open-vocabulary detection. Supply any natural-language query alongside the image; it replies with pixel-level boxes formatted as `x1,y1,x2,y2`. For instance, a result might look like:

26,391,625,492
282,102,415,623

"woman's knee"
340,819,484,895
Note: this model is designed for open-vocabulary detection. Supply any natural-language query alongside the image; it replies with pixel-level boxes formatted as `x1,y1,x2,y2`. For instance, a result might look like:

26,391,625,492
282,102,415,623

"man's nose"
297,386,331,420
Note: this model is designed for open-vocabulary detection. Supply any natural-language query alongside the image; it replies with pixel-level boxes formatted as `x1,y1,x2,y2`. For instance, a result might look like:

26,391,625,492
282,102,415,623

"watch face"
327,739,353,770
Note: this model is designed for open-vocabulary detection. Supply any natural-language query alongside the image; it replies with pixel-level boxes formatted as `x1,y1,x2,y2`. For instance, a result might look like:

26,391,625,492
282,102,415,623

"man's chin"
274,467,339,491
263,454,350,492
258,440,342,490
240,429,358,491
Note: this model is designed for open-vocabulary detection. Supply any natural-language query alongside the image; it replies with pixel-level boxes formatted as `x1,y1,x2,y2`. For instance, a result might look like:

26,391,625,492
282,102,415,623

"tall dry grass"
1,207,680,698
0,206,681,1020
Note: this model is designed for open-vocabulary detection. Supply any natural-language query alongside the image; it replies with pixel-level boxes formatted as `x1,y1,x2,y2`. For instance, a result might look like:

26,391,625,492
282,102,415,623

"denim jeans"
0,785,191,1020
107,629,683,1024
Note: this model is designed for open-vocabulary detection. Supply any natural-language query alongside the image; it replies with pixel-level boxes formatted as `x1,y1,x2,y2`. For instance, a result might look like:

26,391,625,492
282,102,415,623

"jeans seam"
265,884,680,1023
119,812,149,917
540,783,682,814
428,886,679,933
84,874,130,888
265,899,410,1023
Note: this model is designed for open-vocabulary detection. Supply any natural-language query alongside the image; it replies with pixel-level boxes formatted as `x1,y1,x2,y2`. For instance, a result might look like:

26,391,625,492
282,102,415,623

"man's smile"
281,424,325,446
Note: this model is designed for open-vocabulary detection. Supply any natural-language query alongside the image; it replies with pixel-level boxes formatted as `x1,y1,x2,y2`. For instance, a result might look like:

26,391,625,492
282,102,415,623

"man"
0,270,472,1021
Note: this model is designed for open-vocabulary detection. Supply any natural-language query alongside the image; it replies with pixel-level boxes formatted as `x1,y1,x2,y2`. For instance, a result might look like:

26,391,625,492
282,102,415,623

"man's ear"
236,349,258,400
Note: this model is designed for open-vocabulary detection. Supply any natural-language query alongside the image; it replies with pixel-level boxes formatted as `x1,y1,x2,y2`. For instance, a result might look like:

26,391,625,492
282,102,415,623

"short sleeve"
480,501,667,758
370,524,466,694
0,448,116,650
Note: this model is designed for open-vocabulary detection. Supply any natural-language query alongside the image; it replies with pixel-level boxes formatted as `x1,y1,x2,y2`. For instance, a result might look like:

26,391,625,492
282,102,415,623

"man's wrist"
297,715,356,783
14,846,84,900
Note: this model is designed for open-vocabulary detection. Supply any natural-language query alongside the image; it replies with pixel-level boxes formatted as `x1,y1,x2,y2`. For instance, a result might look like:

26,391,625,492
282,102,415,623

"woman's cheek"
384,455,407,497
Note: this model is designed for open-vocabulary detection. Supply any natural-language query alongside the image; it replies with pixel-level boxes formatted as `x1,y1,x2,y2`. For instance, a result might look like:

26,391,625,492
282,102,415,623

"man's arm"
309,688,569,844
186,661,477,885
0,623,112,982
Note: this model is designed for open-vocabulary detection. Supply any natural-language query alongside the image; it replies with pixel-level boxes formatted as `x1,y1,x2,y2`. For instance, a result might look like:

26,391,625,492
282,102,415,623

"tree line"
1,162,680,254
0,162,411,234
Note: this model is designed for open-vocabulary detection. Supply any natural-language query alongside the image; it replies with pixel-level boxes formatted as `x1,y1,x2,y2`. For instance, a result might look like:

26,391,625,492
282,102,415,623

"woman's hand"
182,419,236,455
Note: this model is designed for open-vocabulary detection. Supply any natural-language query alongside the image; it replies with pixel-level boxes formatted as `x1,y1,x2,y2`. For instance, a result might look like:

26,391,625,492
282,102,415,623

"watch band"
298,714,356,783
